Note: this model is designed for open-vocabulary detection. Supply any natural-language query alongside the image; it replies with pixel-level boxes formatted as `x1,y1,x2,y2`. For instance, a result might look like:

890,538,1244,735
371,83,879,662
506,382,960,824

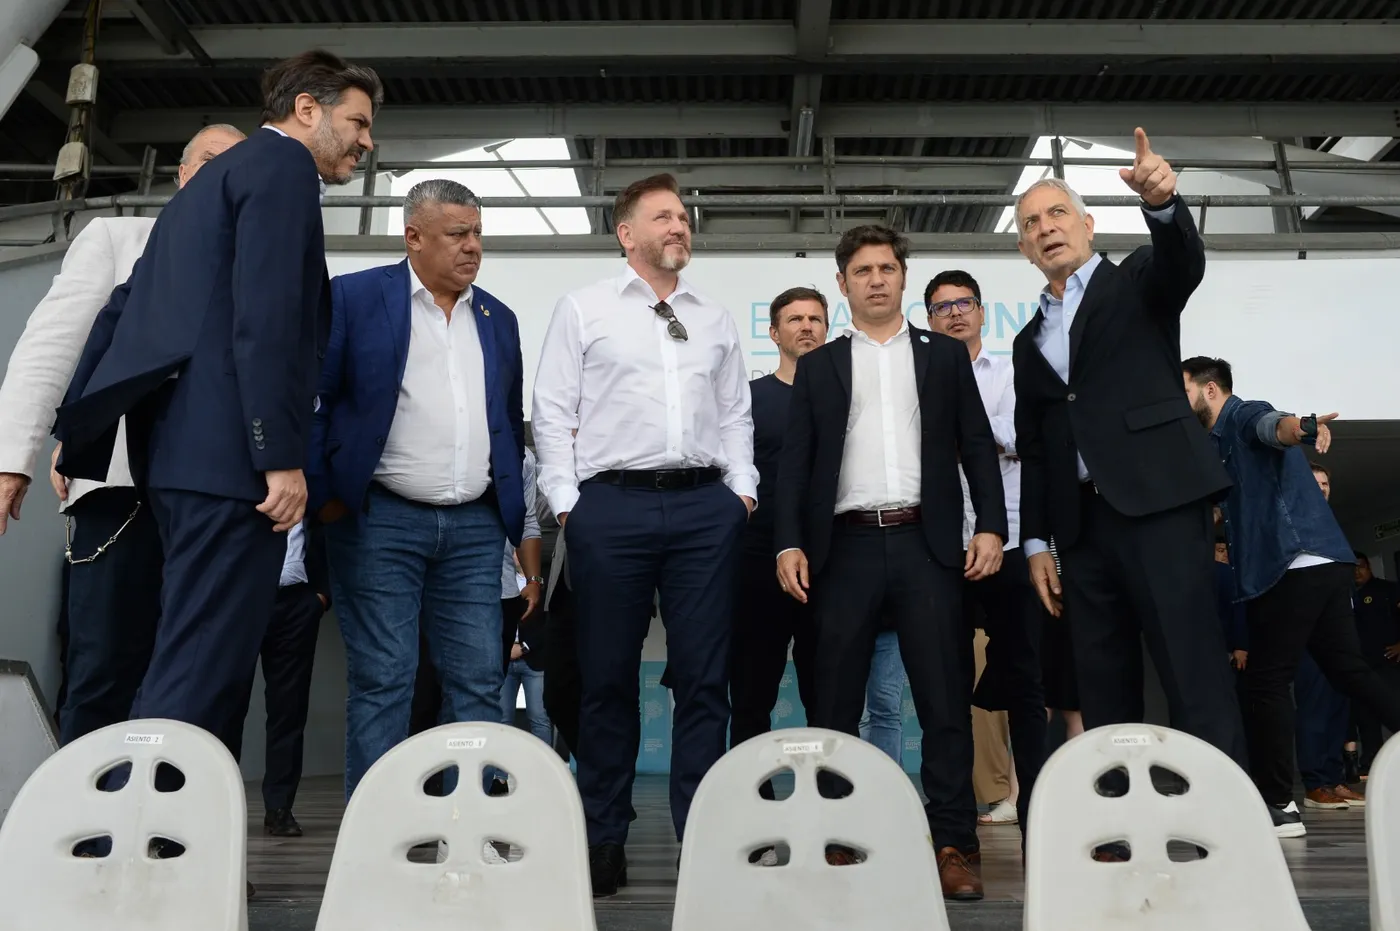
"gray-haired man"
310,178,527,800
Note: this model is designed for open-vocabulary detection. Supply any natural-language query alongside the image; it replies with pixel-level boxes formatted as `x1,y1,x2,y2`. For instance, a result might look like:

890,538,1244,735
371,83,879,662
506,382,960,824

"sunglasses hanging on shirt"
651,300,689,341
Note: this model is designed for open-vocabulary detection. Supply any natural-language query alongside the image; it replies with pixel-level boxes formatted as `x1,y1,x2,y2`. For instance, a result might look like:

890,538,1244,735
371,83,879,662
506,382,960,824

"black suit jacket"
55,128,330,502
303,518,331,607
1012,198,1231,550
774,327,1008,576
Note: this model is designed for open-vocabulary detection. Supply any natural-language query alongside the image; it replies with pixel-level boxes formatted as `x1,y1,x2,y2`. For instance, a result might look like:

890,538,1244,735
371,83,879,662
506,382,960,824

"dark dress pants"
58,486,162,745
567,479,747,847
1356,661,1400,774
1244,563,1400,805
1293,651,1349,790
965,545,1047,835
1060,486,1249,770
729,532,817,744
228,581,324,811
136,488,286,767
810,521,977,855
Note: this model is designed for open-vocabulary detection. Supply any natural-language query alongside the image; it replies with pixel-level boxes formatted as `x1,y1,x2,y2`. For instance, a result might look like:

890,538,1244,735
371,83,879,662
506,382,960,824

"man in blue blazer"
53,50,381,753
310,178,526,800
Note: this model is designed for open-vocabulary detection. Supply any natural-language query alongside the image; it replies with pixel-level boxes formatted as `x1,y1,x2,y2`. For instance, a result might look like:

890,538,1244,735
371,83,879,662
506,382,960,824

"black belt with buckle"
585,468,722,490
841,506,922,528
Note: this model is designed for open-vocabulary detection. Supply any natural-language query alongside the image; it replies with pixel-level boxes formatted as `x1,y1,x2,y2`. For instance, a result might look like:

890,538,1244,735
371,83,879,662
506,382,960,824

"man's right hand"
257,469,307,532
0,472,29,535
559,512,568,528
1028,550,1063,617
776,549,810,604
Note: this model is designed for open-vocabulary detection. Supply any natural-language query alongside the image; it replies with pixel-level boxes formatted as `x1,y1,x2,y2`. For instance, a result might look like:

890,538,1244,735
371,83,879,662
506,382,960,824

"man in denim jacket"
1183,356,1400,837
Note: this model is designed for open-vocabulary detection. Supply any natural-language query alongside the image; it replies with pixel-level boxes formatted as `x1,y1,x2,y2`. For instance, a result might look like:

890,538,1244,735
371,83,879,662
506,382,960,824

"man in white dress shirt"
311,179,527,799
532,173,757,896
0,124,244,745
925,269,1046,843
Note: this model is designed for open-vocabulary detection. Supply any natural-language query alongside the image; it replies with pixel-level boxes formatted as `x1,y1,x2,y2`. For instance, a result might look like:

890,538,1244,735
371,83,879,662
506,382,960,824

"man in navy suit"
53,50,382,753
309,178,526,801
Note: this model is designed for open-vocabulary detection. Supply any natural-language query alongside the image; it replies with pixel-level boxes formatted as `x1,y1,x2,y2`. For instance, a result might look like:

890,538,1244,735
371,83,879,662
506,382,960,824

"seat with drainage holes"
0,718,248,931
672,727,950,931
1366,733,1400,930
1024,723,1310,930
316,721,595,931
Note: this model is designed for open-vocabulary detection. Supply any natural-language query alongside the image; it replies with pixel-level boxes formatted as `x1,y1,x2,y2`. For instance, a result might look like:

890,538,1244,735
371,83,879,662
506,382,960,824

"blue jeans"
859,630,905,765
501,658,553,744
327,485,506,799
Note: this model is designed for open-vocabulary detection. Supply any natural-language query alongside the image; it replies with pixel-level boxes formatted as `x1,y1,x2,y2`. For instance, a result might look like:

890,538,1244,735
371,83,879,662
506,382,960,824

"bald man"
0,123,245,745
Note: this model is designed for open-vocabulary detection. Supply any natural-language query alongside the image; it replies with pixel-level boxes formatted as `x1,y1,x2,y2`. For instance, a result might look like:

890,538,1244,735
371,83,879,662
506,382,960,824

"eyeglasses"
928,297,981,317
652,300,688,341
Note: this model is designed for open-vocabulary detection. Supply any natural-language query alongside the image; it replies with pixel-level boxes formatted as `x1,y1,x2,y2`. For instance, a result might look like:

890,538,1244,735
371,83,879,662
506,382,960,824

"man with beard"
53,50,380,760
1182,356,1400,836
533,173,756,896
309,178,526,820
730,288,826,772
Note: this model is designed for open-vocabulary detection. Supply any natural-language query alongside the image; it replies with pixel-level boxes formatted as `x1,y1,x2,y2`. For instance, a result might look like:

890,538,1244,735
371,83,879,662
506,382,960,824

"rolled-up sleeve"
521,448,541,542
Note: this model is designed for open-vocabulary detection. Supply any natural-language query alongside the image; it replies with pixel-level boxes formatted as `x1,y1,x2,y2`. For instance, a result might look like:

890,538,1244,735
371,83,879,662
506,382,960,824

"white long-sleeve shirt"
835,321,922,513
959,350,1021,549
531,265,758,518
0,217,155,509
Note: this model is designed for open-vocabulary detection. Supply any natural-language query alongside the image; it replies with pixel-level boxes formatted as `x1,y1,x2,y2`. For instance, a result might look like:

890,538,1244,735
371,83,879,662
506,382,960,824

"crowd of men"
0,47,1398,905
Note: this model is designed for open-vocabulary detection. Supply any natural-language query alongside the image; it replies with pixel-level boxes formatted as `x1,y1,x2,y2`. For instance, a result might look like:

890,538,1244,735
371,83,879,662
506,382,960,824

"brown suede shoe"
936,847,983,901
1332,784,1366,807
1304,786,1349,809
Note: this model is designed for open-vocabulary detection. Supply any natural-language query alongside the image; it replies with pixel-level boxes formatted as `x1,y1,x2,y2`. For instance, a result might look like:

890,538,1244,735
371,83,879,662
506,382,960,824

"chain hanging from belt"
64,500,142,565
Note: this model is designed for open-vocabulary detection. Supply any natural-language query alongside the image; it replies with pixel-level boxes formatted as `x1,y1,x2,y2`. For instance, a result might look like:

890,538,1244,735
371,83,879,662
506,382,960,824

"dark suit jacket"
304,518,331,606
54,128,330,501
1012,197,1231,549
774,327,1008,576
308,259,527,546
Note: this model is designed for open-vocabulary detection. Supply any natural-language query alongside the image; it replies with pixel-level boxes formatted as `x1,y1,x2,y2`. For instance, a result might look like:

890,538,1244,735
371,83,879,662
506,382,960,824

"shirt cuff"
724,473,758,501
776,547,800,561
1023,538,1050,557
1142,201,1177,222
1255,411,1289,450
546,484,580,519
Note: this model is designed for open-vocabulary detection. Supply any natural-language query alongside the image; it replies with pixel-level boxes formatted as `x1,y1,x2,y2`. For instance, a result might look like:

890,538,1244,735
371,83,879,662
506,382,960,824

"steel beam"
604,163,1021,191
109,102,1400,145
86,20,1400,63
323,231,1400,254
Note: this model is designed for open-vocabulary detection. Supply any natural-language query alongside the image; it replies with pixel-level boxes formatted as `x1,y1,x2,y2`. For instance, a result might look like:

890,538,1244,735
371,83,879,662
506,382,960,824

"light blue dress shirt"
1022,203,1176,559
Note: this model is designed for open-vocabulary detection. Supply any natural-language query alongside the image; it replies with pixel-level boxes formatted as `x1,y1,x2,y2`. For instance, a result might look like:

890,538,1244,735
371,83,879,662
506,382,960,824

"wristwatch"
1299,414,1319,446
526,575,545,586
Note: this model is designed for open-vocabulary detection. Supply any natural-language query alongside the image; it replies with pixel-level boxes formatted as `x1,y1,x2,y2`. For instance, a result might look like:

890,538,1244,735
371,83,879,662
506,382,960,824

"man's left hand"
316,593,328,611
510,643,525,661
740,495,755,517
1119,128,1177,207
1384,641,1400,663
964,533,1003,581
1282,412,1338,452
521,580,542,619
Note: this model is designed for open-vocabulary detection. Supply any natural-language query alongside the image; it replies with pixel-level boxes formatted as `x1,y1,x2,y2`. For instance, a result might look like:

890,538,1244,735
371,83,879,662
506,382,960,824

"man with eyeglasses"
533,173,757,897
925,269,1047,846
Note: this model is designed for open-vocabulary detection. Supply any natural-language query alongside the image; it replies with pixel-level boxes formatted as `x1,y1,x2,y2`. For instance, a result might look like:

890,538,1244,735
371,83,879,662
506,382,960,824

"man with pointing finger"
1010,129,1249,780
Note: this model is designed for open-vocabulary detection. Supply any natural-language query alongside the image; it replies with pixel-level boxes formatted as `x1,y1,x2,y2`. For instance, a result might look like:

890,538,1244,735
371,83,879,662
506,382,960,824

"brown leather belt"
841,506,922,528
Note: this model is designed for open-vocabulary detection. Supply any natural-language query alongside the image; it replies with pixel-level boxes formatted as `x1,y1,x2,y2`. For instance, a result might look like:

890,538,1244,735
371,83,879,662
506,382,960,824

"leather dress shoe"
589,843,627,897
264,809,303,837
936,847,983,901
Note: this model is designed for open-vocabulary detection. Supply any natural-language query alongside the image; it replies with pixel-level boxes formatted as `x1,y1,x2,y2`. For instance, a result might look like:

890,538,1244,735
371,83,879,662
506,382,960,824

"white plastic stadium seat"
672,726,950,931
316,721,595,931
1366,734,1400,930
1025,723,1310,930
0,718,249,931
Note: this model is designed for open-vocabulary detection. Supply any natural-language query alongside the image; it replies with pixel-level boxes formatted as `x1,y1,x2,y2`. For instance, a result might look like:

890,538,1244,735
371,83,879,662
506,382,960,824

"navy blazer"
54,128,329,501
309,259,526,546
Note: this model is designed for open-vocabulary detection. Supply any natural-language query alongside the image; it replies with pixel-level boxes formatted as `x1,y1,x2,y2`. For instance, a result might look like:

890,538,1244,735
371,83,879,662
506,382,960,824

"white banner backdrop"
326,251,1400,420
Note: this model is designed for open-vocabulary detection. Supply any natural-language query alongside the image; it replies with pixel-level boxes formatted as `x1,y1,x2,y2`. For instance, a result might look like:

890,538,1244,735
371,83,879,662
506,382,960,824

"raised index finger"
1134,127,1151,161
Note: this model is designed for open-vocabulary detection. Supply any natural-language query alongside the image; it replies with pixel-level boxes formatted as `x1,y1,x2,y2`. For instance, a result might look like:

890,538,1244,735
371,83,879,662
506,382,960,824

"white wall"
327,249,1400,420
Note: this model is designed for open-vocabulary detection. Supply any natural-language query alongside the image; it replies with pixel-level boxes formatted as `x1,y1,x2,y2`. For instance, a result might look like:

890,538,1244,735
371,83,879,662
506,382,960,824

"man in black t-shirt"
730,286,829,779
1353,551,1400,776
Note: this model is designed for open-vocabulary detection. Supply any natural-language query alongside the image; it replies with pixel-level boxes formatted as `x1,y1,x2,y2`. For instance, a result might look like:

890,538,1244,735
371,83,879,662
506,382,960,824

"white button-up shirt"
835,320,922,514
959,350,1020,550
532,265,758,517
372,264,491,506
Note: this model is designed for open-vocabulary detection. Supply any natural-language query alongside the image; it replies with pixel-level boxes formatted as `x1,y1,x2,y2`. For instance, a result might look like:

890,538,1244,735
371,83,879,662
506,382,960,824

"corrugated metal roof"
166,0,797,25
832,0,1399,18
